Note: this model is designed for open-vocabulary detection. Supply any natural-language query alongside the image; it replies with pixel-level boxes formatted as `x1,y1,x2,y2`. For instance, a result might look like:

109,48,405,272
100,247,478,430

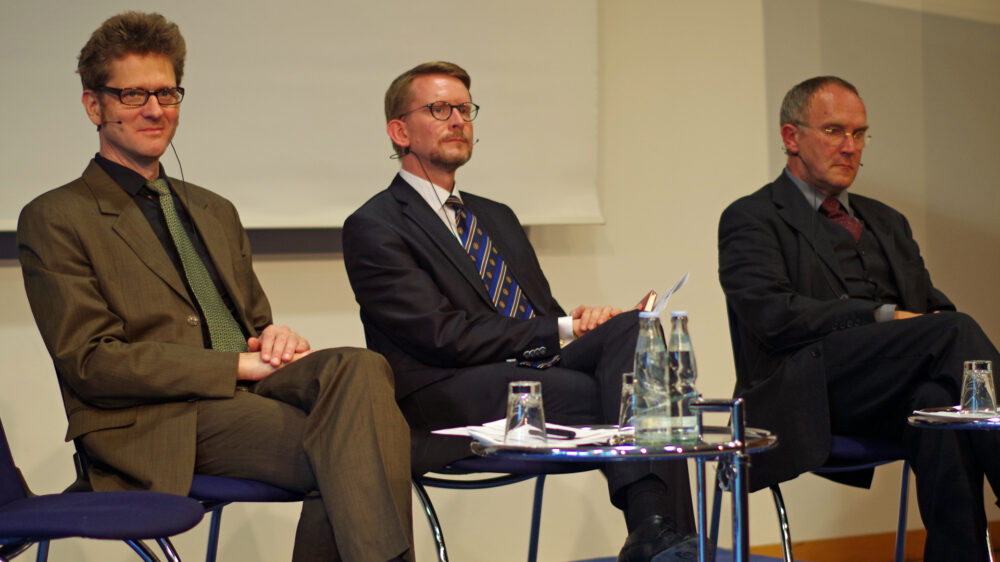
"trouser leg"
824,312,1000,561
196,388,339,561
197,348,412,562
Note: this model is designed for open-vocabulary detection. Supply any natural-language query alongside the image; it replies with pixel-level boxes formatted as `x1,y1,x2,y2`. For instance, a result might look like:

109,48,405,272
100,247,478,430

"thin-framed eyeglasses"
398,101,479,122
98,86,185,106
796,123,871,148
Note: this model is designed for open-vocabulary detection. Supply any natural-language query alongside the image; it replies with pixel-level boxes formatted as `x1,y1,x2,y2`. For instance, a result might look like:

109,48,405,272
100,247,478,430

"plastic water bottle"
667,311,699,443
633,311,671,445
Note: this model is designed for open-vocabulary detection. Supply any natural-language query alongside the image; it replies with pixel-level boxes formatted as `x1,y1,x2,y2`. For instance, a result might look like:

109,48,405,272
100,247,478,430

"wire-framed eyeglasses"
796,123,871,149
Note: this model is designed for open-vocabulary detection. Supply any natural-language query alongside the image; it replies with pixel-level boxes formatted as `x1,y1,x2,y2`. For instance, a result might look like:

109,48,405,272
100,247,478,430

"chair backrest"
0,416,29,506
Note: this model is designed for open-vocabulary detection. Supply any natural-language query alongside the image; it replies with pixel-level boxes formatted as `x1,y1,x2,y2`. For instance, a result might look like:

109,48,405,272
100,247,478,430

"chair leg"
412,479,448,562
124,539,160,562
893,462,910,562
987,524,995,562
155,537,181,562
527,475,545,562
769,485,793,562
34,540,48,562
709,479,722,549
204,504,227,562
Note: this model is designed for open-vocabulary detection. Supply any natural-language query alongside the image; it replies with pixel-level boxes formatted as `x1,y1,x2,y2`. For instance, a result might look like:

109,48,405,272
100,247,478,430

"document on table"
433,419,621,447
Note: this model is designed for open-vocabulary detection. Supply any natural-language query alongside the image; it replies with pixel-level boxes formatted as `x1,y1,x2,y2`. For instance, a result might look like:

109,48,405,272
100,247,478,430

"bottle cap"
638,311,660,318
671,310,688,318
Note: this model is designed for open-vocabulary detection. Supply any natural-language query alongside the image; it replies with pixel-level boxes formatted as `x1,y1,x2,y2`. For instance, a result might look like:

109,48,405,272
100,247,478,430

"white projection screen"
0,1,601,232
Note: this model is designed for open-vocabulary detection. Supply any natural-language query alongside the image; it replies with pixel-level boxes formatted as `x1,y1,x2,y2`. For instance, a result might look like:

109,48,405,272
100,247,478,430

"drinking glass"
961,360,996,413
505,381,546,445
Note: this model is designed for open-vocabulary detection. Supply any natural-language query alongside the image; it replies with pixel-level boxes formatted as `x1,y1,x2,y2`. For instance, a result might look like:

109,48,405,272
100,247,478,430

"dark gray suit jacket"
342,174,565,401
18,160,271,493
717,172,953,491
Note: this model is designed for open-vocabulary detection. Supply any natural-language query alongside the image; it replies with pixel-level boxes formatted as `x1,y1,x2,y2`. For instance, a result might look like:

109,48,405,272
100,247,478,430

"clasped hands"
237,324,312,381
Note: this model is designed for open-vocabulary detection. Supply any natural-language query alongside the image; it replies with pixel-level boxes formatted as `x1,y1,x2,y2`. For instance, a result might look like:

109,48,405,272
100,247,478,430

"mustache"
441,133,469,143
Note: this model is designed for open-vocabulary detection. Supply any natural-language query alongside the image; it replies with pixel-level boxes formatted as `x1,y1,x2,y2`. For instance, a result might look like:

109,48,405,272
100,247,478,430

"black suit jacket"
717,172,953,491
343,174,565,401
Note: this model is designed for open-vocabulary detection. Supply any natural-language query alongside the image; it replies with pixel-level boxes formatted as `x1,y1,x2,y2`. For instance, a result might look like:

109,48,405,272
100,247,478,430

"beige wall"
2,1,998,560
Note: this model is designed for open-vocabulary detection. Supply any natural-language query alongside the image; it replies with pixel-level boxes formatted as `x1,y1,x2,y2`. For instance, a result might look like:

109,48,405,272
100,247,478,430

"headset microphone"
96,121,123,132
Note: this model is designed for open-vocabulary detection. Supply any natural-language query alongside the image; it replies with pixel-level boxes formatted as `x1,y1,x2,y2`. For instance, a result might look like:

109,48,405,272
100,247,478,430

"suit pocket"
65,406,137,441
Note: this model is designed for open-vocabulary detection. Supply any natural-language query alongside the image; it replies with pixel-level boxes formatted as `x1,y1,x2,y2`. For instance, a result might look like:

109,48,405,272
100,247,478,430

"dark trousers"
401,310,696,533
195,348,412,562
824,312,1000,562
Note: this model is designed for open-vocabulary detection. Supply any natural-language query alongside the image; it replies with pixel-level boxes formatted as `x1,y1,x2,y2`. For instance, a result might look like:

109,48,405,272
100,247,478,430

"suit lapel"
771,174,850,295
173,182,249,327
389,176,494,306
82,161,193,306
850,196,915,306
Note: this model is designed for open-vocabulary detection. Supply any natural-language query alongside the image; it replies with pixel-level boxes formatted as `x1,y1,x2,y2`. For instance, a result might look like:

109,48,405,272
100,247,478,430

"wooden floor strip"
748,521,1000,561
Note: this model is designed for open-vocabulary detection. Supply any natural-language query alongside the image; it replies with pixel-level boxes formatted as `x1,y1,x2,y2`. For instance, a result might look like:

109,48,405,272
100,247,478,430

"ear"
780,123,800,155
386,118,410,152
82,90,102,128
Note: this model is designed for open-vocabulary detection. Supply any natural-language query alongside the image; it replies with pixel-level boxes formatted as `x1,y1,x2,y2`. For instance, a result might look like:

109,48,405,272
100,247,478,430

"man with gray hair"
718,75,1000,560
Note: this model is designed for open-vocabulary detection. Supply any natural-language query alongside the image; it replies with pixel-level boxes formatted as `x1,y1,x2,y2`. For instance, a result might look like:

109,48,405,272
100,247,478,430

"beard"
428,134,473,171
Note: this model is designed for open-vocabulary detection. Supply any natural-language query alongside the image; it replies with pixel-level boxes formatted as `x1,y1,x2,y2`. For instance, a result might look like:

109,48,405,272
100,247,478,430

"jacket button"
810,350,821,358
186,315,200,327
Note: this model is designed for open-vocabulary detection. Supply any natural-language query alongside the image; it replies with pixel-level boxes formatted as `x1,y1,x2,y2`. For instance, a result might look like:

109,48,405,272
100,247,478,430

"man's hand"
236,350,311,382
571,305,622,338
247,324,312,367
894,309,941,320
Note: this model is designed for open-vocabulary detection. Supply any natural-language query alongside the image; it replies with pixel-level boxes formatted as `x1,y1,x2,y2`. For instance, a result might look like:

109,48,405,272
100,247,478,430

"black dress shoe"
618,515,713,561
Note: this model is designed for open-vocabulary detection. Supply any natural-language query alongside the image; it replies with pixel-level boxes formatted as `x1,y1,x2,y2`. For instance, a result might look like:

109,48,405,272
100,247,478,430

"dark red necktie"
819,196,863,243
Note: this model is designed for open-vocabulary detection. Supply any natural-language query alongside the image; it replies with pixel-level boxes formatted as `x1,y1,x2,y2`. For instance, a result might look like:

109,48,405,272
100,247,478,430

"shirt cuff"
876,304,897,323
558,316,575,346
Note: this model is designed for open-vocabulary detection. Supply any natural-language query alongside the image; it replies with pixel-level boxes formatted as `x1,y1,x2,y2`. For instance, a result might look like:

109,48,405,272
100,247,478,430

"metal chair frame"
413,460,601,562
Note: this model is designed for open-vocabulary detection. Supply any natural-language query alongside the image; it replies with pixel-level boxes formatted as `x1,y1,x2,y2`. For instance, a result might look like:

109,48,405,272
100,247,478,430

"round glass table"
908,405,1000,430
472,399,777,562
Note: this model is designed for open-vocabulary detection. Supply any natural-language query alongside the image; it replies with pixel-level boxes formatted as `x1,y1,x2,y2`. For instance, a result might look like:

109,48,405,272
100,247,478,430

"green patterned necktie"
147,179,248,352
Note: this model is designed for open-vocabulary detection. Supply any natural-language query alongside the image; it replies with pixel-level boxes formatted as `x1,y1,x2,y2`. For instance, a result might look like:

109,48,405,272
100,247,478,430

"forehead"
106,53,176,86
807,85,867,125
409,74,470,103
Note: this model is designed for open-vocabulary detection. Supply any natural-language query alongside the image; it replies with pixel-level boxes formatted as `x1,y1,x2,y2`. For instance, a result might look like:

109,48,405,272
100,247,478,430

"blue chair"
716,306,911,562
710,437,909,562
71,441,303,562
0,416,204,562
413,457,603,562
186,475,303,562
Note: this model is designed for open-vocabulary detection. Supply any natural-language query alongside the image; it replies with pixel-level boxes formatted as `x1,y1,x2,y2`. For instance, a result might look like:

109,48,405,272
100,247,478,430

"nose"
446,107,466,127
141,95,165,119
840,134,859,153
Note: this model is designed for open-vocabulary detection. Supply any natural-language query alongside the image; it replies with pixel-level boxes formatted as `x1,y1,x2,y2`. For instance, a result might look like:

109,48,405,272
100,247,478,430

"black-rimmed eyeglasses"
398,101,479,122
98,86,185,107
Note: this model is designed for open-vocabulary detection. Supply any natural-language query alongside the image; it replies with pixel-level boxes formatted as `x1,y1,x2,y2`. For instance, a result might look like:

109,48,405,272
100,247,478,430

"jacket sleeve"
343,207,561,367
17,192,250,410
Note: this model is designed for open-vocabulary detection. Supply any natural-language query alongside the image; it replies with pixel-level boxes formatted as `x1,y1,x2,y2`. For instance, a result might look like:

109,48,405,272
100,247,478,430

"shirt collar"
95,153,166,196
784,167,853,215
398,169,463,211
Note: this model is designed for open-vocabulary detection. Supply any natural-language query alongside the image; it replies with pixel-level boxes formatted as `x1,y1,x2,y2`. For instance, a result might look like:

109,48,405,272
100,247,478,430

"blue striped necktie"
445,195,535,320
